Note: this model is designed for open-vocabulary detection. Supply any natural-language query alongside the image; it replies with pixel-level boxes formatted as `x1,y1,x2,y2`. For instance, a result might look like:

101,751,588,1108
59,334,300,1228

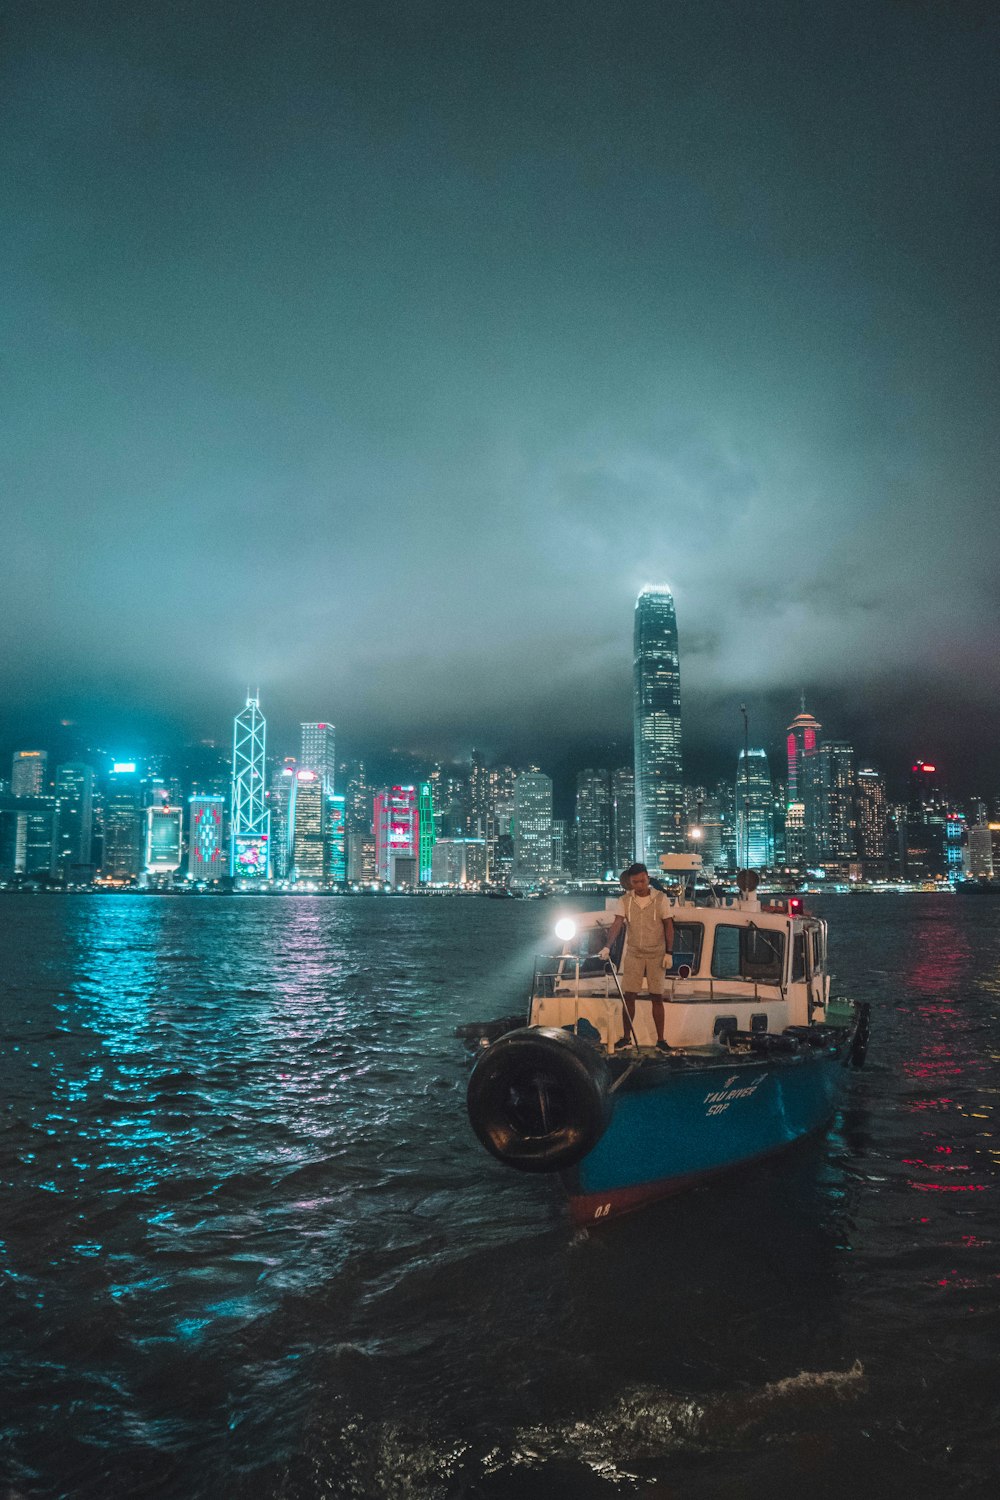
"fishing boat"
461,856,870,1224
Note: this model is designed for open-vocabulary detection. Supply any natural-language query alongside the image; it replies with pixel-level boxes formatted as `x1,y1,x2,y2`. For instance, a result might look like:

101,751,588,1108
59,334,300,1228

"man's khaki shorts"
621,950,665,996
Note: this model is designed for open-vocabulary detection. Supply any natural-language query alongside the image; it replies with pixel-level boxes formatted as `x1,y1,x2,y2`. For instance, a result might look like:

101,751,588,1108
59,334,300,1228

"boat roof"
559,895,822,933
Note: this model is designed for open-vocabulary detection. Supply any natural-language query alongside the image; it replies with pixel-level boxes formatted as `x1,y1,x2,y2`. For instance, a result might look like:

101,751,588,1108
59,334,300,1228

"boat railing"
532,951,626,1002
534,952,788,1005
662,973,788,1003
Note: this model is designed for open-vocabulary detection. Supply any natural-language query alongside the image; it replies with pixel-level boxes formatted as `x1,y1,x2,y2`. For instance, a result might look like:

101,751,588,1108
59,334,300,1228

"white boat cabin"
530,890,831,1052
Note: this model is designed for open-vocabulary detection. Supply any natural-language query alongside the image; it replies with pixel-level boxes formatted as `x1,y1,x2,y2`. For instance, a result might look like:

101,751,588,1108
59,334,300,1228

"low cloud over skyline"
3,1,998,792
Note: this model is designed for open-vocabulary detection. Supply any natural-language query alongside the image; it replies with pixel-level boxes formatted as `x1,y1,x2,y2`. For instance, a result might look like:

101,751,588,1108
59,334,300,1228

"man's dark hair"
621,862,648,885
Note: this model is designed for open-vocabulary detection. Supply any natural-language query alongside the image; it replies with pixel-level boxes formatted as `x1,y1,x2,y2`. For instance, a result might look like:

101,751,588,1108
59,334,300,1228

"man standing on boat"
598,863,674,1052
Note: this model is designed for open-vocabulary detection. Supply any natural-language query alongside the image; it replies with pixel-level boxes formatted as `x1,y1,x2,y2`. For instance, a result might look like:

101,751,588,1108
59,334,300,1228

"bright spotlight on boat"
554,918,577,942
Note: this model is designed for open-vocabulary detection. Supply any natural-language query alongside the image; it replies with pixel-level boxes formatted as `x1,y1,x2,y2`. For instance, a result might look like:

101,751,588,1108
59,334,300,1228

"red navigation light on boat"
788,896,804,914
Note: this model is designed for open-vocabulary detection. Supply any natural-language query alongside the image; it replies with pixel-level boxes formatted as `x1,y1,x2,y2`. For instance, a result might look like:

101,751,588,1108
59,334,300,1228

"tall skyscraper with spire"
231,693,270,879
785,699,821,866
633,587,683,865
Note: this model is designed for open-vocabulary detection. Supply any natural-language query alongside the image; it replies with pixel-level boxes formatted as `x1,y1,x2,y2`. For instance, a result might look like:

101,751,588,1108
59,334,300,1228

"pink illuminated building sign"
188,796,225,881
785,705,822,802
373,786,420,882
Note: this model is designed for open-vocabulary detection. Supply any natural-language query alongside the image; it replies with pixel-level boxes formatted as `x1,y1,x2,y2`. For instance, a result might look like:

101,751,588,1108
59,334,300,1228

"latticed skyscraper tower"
633,588,683,866
230,694,270,877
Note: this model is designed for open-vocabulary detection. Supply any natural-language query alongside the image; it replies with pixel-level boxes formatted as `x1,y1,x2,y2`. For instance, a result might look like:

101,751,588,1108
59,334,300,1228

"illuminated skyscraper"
103,762,144,881
374,786,419,882
326,794,347,883
486,763,517,881
347,830,376,882
735,748,774,868
231,694,270,879
633,588,683,865
188,795,225,880
697,790,726,872
145,804,183,876
945,812,966,881
343,761,372,833
418,781,435,883
55,762,95,875
513,771,553,886
12,750,47,798
300,722,336,797
0,795,58,877
268,762,297,879
815,741,856,865
908,760,945,819
431,837,487,885
469,749,490,838
856,768,887,872
903,760,946,880
611,766,635,872
575,769,611,878
785,701,822,864
291,770,325,881
966,826,993,879
785,701,821,803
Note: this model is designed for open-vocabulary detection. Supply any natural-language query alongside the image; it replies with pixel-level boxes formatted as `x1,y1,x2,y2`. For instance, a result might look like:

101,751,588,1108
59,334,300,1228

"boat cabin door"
804,922,825,1018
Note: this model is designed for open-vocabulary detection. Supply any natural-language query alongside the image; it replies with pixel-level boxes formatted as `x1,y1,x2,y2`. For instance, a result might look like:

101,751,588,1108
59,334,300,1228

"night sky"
3,1,999,791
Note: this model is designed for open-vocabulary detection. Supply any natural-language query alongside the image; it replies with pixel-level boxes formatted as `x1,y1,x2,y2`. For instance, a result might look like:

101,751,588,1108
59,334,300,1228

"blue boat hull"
562,1045,850,1224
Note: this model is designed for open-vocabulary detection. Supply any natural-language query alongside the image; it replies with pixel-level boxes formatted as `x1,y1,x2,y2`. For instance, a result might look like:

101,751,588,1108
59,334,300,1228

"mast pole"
739,703,750,870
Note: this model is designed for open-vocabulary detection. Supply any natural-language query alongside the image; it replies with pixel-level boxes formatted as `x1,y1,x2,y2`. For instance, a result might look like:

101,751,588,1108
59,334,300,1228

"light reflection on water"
1,893,999,1498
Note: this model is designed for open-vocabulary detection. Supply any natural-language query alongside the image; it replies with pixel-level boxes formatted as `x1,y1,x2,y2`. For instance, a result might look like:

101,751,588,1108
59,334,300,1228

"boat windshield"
710,923,786,985
670,922,704,971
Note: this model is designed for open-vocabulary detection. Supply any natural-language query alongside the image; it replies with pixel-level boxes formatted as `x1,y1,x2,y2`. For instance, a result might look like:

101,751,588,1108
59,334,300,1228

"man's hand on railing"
597,947,611,962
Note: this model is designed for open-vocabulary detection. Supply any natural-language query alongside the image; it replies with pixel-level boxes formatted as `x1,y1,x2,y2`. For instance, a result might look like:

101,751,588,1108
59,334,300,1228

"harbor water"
1,893,998,1498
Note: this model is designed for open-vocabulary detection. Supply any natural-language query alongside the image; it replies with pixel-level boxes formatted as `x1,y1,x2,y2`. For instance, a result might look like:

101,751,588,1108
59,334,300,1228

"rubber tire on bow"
466,1027,611,1174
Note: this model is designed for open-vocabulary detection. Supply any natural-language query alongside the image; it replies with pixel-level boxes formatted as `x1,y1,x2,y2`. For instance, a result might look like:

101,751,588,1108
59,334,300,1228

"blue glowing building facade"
735,747,775,869
327,794,347,883
231,695,270,880
633,588,683,866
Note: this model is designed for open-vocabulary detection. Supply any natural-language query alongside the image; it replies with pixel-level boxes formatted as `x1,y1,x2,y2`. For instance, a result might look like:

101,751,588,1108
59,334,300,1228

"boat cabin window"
710,924,786,985
670,922,704,972
792,934,806,981
807,927,824,973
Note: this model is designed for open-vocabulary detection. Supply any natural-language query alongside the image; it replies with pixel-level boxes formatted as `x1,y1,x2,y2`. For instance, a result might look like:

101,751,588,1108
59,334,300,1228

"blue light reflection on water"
1,893,999,1498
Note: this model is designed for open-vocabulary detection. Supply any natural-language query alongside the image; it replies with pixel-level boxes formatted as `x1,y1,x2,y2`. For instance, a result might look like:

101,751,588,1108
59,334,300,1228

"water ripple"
2,893,999,1497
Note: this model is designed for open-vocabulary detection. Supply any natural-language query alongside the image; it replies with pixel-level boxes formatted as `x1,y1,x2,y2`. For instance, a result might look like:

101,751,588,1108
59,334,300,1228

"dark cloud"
1,1,998,793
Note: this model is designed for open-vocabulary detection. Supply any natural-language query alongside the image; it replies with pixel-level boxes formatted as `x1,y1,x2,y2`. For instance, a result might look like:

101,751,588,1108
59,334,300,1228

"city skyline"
0,677,993,814
3,678,994,888
2,3,999,795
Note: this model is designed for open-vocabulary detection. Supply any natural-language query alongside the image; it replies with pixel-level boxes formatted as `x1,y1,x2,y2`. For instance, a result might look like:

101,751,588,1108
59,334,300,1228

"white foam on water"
507,1360,867,1482
319,1362,866,1494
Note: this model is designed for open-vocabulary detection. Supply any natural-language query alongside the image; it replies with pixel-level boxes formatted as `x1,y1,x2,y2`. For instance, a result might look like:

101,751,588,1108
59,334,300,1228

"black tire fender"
466,1027,612,1173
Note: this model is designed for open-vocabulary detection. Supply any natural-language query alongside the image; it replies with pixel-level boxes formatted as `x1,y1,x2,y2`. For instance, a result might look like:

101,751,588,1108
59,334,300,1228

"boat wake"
310,1361,866,1495
508,1359,866,1482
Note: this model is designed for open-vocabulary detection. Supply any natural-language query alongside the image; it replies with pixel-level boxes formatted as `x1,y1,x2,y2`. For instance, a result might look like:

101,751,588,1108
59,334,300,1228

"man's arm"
662,904,674,967
598,912,625,960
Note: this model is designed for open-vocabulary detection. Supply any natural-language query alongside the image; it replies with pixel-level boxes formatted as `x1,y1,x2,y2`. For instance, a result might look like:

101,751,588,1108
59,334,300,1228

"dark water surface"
1,893,998,1498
